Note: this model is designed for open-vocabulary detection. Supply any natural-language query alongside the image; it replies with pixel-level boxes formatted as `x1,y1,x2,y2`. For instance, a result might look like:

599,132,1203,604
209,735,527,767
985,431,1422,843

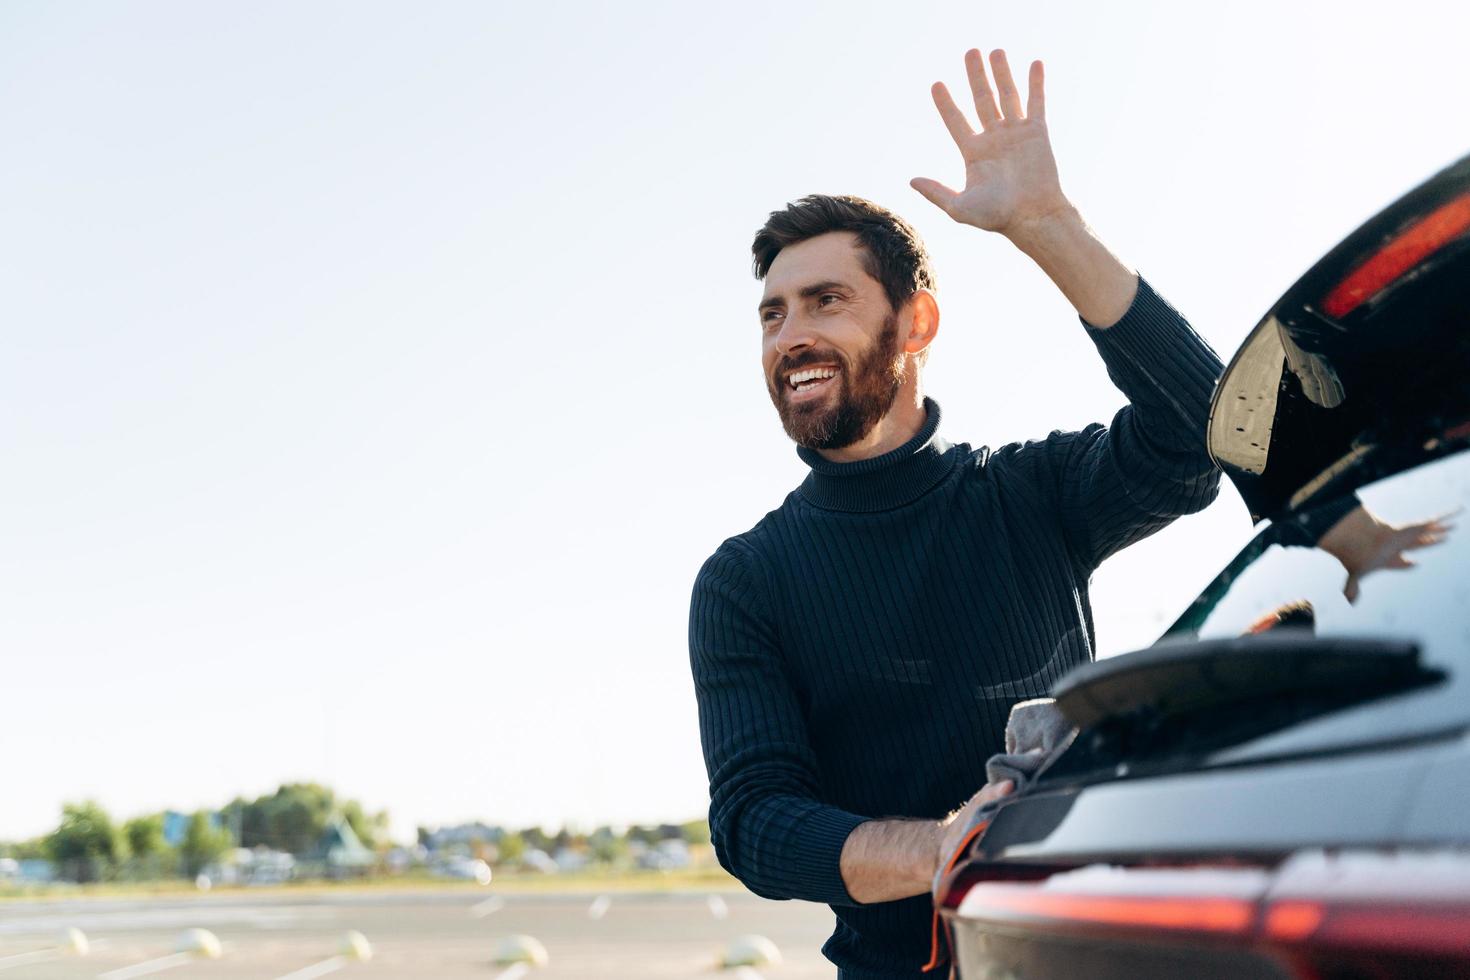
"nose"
773,310,818,358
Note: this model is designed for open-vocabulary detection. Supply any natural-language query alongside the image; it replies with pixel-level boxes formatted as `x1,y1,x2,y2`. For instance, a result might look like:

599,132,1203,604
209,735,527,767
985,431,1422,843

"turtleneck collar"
795,398,956,512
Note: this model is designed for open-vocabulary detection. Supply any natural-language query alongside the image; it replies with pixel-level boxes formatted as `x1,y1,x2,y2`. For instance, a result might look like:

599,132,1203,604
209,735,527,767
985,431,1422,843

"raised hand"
911,49,1070,239
1318,508,1459,604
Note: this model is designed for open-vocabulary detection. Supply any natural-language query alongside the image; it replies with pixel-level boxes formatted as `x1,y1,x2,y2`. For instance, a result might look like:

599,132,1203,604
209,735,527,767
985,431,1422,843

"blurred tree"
219,784,386,856
0,838,48,860
588,827,627,864
12,838,47,860
124,814,168,858
341,800,389,850
260,784,335,855
46,801,124,882
497,832,526,864
121,813,173,880
679,819,711,845
179,811,232,877
416,826,432,848
520,827,552,853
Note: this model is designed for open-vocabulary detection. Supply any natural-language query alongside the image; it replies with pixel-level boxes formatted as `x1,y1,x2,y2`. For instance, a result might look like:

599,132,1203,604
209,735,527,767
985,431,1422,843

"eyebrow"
758,280,851,312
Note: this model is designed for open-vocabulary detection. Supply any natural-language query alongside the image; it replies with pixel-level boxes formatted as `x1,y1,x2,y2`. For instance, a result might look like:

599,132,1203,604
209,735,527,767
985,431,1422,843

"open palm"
912,50,1069,236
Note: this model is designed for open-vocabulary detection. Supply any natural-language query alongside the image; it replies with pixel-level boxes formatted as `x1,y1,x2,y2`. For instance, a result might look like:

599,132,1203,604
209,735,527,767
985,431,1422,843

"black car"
938,153,1470,979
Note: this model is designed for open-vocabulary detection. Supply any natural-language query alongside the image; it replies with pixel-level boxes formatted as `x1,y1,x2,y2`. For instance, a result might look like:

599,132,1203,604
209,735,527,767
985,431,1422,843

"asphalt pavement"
0,888,838,979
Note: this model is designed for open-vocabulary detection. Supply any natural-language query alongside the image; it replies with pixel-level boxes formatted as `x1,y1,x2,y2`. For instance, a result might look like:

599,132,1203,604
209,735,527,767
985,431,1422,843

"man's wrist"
1002,200,1084,255
1000,203,1139,328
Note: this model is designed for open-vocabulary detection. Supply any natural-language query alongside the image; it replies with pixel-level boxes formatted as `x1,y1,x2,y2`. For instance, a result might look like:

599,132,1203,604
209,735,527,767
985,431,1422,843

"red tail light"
1265,900,1470,958
946,852,1470,977
1321,191,1470,318
959,883,1256,933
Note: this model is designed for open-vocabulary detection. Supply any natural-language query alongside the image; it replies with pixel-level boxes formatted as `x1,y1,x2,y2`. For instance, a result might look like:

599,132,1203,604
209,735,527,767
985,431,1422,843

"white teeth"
788,367,838,387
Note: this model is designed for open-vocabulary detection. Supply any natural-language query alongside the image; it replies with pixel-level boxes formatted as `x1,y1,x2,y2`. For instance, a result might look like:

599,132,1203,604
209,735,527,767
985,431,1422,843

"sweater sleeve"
688,541,869,906
1045,276,1225,573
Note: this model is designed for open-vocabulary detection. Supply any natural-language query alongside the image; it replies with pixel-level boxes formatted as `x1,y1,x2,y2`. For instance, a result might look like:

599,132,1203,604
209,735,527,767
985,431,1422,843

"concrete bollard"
59,927,89,956
339,931,373,962
721,934,782,968
493,934,549,967
175,928,223,959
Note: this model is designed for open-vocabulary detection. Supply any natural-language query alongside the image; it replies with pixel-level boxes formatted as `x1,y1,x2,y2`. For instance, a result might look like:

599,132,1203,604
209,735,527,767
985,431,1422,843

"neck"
815,387,928,463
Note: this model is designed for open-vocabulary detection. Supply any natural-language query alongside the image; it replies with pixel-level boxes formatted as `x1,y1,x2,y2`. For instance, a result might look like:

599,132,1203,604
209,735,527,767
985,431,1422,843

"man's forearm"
838,817,939,904
1007,205,1138,328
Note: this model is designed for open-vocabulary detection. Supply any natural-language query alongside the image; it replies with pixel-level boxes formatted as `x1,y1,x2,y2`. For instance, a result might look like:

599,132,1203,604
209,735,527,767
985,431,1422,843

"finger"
910,176,960,216
989,49,1024,120
963,48,1001,129
930,81,974,145
1026,59,1045,121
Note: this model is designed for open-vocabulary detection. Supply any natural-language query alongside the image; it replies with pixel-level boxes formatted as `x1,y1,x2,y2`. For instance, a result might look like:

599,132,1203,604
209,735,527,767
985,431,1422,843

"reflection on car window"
1162,450,1470,676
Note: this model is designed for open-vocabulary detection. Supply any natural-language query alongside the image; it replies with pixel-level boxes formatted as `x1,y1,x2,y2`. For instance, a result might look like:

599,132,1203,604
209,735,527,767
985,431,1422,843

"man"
688,49,1223,978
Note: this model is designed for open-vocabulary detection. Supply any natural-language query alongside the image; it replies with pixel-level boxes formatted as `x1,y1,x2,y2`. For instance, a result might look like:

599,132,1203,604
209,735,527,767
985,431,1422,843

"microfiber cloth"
985,697,1076,794
928,698,1081,963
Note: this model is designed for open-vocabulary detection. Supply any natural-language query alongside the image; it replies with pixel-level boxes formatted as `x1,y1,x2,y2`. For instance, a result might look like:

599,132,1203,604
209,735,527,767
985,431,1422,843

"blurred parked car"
940,153,1470,979
432,856,492,885
636,839,691,872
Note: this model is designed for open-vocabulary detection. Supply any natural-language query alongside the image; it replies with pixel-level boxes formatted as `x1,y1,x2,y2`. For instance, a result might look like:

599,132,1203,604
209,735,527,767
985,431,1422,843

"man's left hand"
911,49,1070,240
1317,506,1457,604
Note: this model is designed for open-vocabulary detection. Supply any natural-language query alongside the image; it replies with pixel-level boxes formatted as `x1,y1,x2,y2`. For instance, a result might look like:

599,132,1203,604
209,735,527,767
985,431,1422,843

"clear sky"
4,0,1468,842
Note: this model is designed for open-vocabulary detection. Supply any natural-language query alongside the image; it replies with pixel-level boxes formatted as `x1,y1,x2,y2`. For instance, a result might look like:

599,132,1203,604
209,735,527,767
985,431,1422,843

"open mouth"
786,366,839,400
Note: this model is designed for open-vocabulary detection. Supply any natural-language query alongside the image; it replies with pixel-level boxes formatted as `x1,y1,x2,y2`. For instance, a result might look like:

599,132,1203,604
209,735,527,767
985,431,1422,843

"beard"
768,313,905,451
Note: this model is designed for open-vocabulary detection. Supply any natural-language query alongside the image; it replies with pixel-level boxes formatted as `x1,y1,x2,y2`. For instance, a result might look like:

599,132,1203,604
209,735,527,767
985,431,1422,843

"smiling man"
688,50,1224,978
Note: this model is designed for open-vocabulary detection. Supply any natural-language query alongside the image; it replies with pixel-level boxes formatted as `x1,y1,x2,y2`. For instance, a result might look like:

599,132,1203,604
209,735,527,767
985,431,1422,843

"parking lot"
0,888,837,979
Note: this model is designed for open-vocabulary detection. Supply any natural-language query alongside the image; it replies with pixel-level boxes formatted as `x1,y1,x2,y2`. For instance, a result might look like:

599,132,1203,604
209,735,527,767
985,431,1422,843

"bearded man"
688,49,1223,979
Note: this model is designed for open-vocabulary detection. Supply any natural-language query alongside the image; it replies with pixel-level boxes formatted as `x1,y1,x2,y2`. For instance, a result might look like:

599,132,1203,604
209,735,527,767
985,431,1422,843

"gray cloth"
984,698,1076,791
932,699,1079,895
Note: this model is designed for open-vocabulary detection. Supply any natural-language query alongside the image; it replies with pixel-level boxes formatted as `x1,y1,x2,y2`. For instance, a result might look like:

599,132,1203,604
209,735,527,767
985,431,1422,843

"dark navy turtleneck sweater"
689,279,1223,979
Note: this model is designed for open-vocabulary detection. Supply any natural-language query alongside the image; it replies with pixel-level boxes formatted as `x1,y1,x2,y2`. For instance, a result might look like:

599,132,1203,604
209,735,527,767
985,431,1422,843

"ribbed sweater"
688,278,1224,978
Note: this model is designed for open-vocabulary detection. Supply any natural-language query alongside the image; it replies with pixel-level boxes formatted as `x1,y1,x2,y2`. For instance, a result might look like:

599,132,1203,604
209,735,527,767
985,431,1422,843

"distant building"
307,816,375,875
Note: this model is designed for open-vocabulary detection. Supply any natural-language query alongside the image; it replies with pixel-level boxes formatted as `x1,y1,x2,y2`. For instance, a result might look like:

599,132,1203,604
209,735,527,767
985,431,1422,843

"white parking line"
707,894,729,919
0,948,60,972
469,895,505,918
492,964,530,980
587,895,611,920
731,968,764,980
271,954,346,980
97,951,192,980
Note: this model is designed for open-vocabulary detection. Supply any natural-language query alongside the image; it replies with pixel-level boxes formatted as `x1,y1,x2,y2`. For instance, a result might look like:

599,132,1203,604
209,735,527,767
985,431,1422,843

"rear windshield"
1158,447,1470,752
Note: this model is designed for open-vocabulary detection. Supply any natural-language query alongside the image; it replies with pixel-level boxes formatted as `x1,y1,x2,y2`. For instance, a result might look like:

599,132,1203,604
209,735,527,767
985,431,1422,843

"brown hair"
751,195,935,311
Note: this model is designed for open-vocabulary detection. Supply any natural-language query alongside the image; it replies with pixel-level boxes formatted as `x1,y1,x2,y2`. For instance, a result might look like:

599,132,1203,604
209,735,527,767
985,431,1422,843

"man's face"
759,232,907,450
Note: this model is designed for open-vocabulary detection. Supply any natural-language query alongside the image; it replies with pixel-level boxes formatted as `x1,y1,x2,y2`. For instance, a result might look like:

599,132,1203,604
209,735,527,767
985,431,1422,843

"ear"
903,289,939,355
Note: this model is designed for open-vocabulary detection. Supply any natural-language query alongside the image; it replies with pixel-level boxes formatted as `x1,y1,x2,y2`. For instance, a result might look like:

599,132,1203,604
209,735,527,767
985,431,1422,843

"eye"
760,309,784,330
817,293,840,307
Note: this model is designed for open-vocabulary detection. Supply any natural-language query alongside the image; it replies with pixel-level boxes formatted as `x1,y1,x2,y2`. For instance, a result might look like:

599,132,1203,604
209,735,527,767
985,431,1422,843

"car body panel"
1400,731,1470,841
980,740,1443,865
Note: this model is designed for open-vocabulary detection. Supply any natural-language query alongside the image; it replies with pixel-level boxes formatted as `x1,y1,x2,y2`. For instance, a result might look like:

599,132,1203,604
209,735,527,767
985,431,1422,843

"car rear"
939,151,1470,979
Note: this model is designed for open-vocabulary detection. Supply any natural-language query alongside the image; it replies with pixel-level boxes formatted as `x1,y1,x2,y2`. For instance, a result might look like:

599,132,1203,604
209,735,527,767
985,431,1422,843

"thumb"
910,177,959,215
